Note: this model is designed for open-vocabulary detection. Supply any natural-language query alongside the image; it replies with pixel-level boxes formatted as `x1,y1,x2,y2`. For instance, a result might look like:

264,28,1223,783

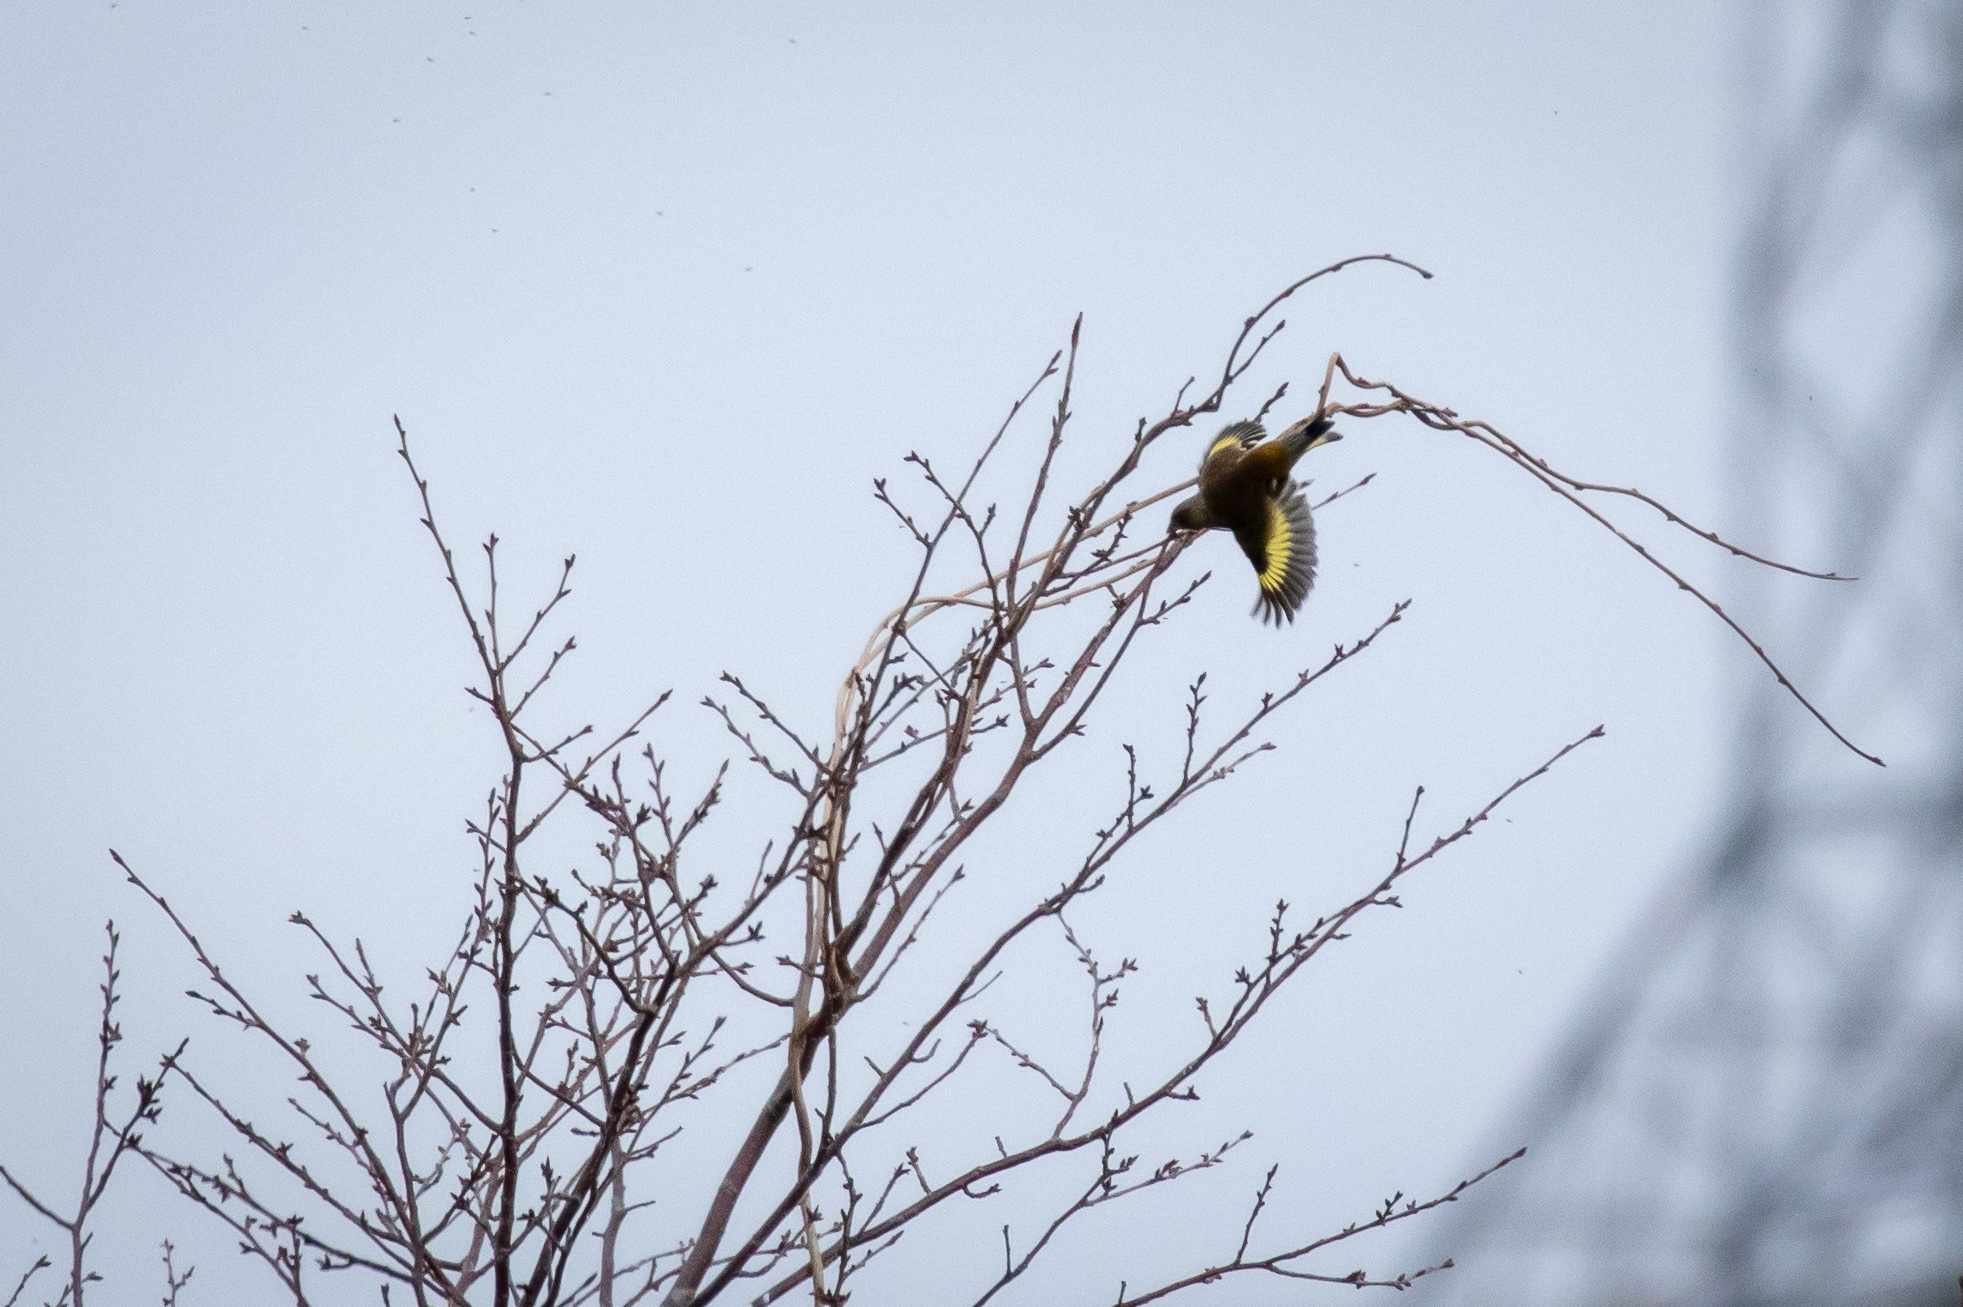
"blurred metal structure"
1416,2,1963,1303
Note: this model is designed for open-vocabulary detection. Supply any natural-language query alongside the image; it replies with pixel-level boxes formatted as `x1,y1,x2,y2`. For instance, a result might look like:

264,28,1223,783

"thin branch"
1322,356,1881,766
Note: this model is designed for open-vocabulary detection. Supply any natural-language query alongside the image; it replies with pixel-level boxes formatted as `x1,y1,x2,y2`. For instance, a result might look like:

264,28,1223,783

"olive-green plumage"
1168,415,1340,625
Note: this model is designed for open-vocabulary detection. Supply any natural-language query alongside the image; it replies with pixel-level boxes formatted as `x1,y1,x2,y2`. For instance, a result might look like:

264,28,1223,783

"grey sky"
0,3,1755,1298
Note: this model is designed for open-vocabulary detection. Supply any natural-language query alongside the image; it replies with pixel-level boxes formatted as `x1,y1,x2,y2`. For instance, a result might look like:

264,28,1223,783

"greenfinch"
1168,415,1340,625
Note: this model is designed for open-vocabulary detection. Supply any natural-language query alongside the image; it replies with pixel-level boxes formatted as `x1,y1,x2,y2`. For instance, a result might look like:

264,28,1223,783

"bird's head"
1168,495,1212,533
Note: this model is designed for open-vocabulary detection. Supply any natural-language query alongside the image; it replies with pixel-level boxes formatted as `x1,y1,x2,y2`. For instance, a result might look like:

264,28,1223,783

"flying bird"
1168,415,1341,625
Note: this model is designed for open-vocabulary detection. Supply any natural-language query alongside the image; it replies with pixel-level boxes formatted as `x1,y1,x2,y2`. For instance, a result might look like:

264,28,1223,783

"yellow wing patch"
1257,500,1294,591
1200,420,1266,471
1204,432,1246,465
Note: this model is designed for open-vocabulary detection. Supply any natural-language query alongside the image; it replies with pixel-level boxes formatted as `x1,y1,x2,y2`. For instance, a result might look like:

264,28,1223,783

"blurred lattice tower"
1415,2,1963,1304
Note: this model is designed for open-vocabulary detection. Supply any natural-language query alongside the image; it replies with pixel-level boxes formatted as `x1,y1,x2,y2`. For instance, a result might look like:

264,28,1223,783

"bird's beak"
1315,429,1342,447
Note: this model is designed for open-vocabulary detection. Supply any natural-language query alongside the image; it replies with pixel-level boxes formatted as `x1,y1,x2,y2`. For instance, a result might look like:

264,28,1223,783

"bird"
1168,414,1341,625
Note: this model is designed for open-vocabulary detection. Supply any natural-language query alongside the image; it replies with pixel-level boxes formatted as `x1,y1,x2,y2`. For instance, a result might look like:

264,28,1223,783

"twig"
1321,355,1881,766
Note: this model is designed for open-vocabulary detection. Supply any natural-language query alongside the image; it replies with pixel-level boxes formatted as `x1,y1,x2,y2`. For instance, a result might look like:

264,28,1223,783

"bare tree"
4,258,1868,1305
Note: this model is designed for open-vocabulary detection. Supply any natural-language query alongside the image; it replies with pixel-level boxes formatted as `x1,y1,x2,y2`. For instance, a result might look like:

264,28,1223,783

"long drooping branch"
1316,354,1879,766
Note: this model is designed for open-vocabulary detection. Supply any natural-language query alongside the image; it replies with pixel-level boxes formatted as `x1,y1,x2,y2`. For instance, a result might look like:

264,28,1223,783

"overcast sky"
0,3,1763,1300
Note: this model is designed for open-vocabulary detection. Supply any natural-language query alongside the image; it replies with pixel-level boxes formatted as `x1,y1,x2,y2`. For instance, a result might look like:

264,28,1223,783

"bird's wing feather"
1201,420,1266,471
1233,486,1318,626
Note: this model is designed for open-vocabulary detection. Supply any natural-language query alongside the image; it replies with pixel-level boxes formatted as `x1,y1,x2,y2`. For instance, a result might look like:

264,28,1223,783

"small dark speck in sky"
745,266,754,272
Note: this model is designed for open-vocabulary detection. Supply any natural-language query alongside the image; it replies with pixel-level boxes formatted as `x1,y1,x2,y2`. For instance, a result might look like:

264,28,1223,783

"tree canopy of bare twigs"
2,257,1870,1307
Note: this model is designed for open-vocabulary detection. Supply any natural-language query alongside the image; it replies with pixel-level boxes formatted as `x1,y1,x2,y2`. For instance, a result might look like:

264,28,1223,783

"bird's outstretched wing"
1232,483,1318,625
1200,419,1266,471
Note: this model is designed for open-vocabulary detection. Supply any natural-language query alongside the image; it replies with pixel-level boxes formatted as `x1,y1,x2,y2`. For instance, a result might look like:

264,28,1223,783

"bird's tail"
1275,414,1339,463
